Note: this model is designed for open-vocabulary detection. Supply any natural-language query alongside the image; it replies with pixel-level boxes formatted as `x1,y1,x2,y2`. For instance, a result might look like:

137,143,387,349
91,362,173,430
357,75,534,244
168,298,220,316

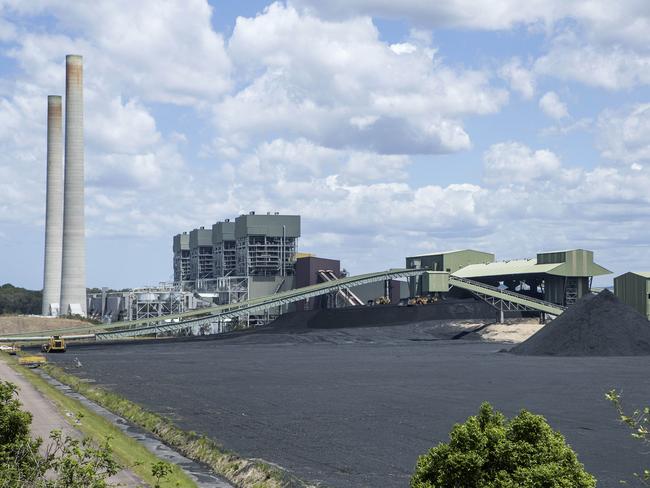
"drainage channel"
38,371,233,488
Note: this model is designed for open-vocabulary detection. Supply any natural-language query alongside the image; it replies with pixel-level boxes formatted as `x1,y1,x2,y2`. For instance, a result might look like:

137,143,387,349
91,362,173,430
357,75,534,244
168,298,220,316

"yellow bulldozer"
41,335,66,353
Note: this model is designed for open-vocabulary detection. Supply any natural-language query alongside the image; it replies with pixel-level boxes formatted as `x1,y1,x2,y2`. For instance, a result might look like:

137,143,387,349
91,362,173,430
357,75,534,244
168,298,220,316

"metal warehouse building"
614,272,650,320
407,248,611,307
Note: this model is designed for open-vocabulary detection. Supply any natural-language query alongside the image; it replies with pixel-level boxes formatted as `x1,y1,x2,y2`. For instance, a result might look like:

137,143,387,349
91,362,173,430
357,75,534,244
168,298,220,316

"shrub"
0,380,119,487
607,389,649,484
411,402,596,488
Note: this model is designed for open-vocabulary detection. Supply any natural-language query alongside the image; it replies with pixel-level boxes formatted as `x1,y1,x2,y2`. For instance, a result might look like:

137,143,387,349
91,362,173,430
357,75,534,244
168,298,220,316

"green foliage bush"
0,380,119,487
607,389,649,484
411,402,596,488
0,283,42,315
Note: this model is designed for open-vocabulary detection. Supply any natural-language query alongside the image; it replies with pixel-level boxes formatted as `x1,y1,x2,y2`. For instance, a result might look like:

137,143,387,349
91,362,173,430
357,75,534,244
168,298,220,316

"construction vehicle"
0,343,19,354
41,335,66,353
19,355,47,368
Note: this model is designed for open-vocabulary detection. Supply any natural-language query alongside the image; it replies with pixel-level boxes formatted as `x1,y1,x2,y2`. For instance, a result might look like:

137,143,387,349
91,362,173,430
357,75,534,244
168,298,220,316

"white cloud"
220,3,507,155
290,0,650,38
2,1,650,288
390,42,417,55
539,91,569,120
598,104,650,164
293,1,650,91
535,38,650,90
499,57,535,99
483,142,562,184
4,0,231,106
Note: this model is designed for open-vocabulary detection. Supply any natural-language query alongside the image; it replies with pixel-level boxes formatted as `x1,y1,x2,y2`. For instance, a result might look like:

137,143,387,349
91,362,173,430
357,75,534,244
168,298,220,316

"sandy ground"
0,358,144,486
476,318,544,343
0,315,90,335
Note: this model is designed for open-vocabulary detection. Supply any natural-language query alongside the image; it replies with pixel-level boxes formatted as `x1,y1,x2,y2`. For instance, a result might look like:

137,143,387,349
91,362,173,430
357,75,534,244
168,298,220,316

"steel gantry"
1,270,568,343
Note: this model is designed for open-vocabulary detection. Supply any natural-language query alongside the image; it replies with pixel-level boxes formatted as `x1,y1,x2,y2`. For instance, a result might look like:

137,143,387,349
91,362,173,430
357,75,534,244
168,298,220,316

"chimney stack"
42,95,63,316
60,54,86,316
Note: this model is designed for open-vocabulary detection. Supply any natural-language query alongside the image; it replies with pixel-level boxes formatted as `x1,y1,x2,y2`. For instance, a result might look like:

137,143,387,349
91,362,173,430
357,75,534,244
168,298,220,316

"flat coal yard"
49,321,650,487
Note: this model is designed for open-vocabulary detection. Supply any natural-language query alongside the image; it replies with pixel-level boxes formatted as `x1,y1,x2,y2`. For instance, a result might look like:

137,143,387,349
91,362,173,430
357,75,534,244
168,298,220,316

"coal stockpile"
271,298,515,330
512,290,650,356
50,337,650,488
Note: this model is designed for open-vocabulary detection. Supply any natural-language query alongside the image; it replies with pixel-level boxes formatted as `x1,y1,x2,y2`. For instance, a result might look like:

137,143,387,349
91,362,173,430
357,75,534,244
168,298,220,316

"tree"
607,389,649,485
411,402,596,488
0,380,120,487
151,460,173,488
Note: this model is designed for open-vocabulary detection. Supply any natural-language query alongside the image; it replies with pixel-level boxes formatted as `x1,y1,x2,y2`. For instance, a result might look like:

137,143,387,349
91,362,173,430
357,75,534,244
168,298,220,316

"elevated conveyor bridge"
1,270,566,342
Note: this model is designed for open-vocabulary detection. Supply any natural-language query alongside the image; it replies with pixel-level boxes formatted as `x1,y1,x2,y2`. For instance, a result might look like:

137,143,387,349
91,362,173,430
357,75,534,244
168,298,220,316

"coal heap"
511,290,650,356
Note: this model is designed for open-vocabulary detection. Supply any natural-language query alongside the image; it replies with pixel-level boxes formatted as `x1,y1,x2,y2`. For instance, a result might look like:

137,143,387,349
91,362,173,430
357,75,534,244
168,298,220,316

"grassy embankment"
38,360,310,488
2,354,196,488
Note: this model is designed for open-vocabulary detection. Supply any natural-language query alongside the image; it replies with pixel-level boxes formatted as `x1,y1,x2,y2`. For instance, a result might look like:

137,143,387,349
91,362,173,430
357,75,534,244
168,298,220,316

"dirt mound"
0,315,90,335
511,290,650,356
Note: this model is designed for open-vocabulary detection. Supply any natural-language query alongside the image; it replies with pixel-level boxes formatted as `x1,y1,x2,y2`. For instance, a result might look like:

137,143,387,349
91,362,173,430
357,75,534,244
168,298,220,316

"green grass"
2,354,197,488
39,361,311,488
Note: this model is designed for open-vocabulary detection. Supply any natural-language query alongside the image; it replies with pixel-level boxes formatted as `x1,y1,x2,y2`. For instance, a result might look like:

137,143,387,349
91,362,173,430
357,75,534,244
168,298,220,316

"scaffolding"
214,240,237,276
173,233,191,283
173,249,190,282
236,235,297,276
189,227,214,281
132,291,185,319
191,245,214,280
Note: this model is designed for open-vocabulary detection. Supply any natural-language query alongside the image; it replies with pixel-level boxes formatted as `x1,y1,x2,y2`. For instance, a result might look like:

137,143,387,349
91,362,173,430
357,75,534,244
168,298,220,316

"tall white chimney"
60,54,86,316
42,95,63,316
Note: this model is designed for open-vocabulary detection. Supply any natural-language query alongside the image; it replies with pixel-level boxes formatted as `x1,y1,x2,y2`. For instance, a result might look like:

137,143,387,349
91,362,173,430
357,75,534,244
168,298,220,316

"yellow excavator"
41,335,66,353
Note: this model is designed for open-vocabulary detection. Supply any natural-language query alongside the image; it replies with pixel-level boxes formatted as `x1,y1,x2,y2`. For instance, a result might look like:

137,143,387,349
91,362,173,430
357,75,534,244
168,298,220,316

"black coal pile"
511,289,650,356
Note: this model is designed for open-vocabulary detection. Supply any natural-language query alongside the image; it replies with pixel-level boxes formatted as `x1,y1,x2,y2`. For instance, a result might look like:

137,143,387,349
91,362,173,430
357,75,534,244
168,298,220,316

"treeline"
0,284,42,315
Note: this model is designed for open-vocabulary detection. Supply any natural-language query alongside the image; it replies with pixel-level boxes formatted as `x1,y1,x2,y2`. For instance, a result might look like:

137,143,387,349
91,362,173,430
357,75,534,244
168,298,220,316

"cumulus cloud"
2,0,650,288
3,0,231,106
535,38,650,90
598,104,650,164
219,3,506,155
290,0,650,38
499,58,535,99
293,1,650,91
539,91,569,120
483,142,563,184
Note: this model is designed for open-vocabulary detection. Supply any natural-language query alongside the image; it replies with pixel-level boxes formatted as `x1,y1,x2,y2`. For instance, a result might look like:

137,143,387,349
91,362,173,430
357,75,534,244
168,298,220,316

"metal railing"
448,275,566,315
2,269,569,342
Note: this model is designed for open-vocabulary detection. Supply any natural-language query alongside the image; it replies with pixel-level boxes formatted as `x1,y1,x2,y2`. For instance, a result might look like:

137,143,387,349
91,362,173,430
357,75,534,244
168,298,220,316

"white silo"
42,95,64,316
60,54,86,316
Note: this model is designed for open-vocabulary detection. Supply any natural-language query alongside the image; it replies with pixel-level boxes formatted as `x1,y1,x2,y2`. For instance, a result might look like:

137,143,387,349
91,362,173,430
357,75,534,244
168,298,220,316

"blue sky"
0,0,649,289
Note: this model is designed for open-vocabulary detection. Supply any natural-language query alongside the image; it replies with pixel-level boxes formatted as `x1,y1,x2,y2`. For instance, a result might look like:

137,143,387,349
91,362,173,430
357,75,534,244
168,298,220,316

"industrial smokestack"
42,95,64,316
60,54,86,316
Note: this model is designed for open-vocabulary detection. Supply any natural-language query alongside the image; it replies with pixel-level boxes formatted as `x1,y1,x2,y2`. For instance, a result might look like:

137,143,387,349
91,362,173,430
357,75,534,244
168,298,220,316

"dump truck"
41,335,66,353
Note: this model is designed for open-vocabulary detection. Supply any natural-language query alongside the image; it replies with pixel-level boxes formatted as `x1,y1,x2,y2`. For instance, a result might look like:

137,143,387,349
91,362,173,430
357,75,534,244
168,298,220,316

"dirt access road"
0,358,143,486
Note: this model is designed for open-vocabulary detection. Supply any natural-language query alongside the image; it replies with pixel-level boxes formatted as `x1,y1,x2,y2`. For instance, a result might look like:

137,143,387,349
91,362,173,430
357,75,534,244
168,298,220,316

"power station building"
173,232,190,284
212,220,236,277
614,272,650,320
189,227,214,281
407,248,611,307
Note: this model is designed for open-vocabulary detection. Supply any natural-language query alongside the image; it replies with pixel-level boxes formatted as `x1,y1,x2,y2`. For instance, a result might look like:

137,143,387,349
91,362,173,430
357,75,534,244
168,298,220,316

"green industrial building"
614,272,650,320
406,248,611,307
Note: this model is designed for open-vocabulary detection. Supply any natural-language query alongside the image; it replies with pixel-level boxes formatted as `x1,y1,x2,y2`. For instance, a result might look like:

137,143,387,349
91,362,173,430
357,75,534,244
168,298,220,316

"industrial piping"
60,54,86,316
42,95,64,316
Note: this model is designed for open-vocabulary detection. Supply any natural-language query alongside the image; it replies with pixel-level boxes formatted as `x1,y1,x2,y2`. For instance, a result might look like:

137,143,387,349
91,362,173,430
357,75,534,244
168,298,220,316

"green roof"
630,272,650,278
453,259,559,278
453,257,611,278
406,249,487,258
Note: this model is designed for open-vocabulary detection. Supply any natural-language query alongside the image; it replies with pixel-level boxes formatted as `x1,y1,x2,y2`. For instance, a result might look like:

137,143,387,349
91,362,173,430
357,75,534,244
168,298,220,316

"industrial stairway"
448,275,566,316
318,269,365,306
